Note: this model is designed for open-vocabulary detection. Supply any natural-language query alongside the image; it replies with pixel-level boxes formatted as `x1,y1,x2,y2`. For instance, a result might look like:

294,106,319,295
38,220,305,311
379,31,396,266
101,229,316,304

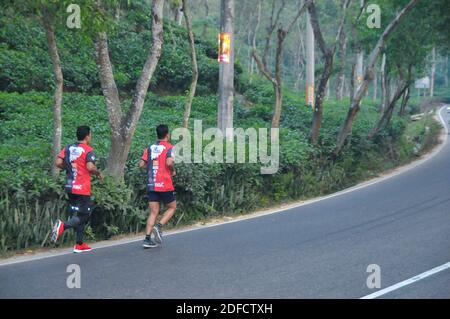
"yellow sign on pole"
218,32,231,63
306,85,315,107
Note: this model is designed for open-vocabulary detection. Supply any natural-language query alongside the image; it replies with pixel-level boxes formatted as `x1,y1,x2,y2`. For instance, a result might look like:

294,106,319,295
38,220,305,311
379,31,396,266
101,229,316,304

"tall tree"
181,0,198,128
430,46,436,97
370,0,434,132
305,10,315,107
249,0,262,79
380,52,387,113
202,0,209,38
41,7,63,178
169,0,183,25
94,0,165,181
252,0,311,128
294,19,306,91
308,0,351,143
335,14,348,101
369,64,412,137
335,0,420,155
1,0,67,178
372,63,378,102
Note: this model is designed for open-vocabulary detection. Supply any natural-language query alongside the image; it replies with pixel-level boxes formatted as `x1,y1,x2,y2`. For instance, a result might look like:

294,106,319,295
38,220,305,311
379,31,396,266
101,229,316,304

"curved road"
1,107,449,299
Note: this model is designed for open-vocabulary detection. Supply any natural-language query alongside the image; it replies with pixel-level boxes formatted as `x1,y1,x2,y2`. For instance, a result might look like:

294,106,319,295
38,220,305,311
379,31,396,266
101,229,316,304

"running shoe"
51,219,65,243
73,243,92,253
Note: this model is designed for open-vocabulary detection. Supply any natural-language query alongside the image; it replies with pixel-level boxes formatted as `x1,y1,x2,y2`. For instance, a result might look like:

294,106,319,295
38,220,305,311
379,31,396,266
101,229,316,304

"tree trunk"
380,53,387,113
430,45,436,97
445,55,449,87
170,4,182,25
271,29,287,128
252,1,310,128
272,82,283,128
182,0,198,129
326,79,330,100
305,10,315,106
373,63,378,102
95,0,164,182
355,49,364,91
218,0,234,139
294,20,305,91
369,74,408,138
399,85,410,116
350,60,356,104
249,0,262,80
263,0,287,68
334,0,419,155
202,0,209,38
311,53,332,142
308,0,350,143
335,29,347,101
42,12,63,179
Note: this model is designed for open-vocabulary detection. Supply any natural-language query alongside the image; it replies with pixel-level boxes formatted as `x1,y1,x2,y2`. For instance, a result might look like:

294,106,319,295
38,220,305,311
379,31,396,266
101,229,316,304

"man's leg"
66,195,93,252
145,202,160,236
152,194,176,244
159,200,177,226
51,196,77,243
51,202,78,243
74,213,90,245
143,201,160,248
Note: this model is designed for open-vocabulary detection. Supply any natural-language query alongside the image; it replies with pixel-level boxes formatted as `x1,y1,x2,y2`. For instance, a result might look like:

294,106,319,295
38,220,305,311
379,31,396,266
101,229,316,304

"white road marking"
361,262,450,299
0,106,448,267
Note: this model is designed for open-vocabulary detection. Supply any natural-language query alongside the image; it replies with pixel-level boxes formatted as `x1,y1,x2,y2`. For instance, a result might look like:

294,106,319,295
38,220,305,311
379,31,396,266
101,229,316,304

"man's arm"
87,162,104,182
139,160,147,170
166,157,176,176
55,157,65,170
139,148,148,170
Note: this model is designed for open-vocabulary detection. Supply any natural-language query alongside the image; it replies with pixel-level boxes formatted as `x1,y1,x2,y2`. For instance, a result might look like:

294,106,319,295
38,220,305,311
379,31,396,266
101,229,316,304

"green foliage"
0,88,439,253
0,10,228,96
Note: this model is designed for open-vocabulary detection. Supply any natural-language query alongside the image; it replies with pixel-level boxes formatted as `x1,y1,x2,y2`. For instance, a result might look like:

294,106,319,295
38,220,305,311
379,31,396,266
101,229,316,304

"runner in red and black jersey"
139,124,177,248
51,126,103,253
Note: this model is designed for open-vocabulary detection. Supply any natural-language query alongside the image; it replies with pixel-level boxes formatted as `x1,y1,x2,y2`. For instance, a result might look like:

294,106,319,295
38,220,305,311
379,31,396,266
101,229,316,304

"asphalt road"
0,107,449,299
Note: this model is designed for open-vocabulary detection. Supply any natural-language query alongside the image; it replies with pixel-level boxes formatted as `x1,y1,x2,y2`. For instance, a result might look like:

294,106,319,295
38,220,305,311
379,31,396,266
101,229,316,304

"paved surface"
0,107,449,299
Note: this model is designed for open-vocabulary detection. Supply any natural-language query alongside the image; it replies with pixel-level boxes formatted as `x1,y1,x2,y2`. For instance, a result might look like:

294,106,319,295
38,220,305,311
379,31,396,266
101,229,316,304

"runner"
139,124,177,248
51,126,103,253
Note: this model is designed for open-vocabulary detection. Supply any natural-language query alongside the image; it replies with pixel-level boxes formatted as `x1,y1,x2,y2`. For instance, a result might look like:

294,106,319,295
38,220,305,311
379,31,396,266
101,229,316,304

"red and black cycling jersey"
141,141,174,192
58,143,96,196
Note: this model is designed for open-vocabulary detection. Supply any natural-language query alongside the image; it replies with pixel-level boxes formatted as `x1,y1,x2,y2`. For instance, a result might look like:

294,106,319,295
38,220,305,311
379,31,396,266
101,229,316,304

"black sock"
157,223,163,228
145,234,151,240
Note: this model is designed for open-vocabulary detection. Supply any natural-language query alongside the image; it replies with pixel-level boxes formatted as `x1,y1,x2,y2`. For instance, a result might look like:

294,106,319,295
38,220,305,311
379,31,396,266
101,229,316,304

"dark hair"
156,124,169,139
76,126,91,141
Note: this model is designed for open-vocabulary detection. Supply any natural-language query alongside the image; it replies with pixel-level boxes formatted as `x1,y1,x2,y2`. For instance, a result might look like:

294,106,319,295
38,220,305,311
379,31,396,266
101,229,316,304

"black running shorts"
148,191,176,204
68,194,92,215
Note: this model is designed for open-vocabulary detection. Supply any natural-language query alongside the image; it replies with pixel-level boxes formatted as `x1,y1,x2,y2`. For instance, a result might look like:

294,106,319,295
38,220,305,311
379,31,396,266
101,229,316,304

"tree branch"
94,31,123,134
123,0,164,139
252,49,276,85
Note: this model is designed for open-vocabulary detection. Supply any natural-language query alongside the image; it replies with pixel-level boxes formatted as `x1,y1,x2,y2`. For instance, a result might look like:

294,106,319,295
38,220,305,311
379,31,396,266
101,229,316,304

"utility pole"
305,11,315,107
